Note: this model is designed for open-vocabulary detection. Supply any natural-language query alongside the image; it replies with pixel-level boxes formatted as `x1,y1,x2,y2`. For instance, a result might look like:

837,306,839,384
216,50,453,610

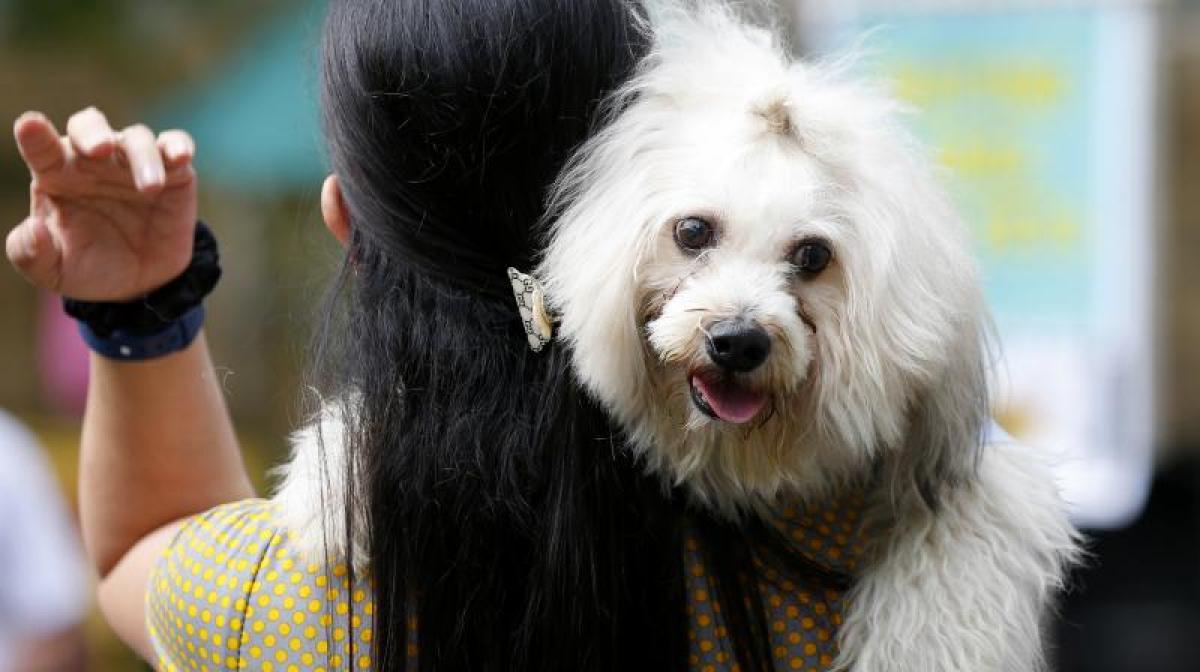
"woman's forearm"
80,331,254,576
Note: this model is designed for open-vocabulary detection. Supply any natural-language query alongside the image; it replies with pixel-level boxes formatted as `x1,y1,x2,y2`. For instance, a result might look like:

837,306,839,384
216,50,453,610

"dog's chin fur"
273,3,1080,669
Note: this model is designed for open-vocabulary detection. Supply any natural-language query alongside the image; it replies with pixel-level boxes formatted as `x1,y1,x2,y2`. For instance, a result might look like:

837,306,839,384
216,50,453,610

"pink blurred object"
36,291,89,417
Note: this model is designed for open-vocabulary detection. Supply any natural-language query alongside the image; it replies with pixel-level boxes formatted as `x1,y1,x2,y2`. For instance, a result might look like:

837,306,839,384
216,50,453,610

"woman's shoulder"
146,498,376,671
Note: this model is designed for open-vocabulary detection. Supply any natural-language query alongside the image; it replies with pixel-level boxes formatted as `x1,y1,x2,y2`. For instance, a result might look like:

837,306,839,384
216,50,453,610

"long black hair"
313,1,849,670
314,1,690,670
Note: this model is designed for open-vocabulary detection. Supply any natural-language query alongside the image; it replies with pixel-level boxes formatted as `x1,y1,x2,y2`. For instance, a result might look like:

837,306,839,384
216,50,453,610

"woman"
6,0,696,669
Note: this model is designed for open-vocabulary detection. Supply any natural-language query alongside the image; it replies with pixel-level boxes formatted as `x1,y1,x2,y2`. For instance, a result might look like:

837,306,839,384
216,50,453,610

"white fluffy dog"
276,4,1079,670
537,5,1079,671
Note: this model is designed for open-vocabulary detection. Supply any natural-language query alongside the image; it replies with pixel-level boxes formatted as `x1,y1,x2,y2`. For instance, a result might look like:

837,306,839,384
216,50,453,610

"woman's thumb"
6,214,61,292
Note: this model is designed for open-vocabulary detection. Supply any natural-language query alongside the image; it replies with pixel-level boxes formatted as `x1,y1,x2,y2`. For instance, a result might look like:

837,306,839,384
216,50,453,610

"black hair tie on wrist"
63,221,221,338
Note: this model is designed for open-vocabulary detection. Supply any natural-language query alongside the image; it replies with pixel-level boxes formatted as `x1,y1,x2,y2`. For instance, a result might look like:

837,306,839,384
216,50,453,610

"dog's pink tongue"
695,376,767,424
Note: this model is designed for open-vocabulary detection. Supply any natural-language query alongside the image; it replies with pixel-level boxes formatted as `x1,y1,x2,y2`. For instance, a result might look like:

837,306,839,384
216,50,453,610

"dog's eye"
791,240,832,277
674,217,715,251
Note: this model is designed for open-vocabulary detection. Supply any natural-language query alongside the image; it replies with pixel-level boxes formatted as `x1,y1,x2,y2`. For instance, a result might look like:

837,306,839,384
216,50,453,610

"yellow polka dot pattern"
684,486,868,672
148,491,867,671
145,499,404,671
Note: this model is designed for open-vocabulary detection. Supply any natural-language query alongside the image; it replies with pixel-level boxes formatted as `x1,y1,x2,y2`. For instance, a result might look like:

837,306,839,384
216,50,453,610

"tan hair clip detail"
507,268,556,352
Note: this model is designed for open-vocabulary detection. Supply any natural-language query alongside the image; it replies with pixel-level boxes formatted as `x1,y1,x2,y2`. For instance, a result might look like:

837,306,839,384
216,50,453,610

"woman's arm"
82,334,253,575
7,109,254,655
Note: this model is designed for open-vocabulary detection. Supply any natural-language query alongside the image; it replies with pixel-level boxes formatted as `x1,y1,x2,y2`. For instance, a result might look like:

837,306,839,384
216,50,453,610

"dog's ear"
896,317,991,509
537,126,658,431
849,151,992,510
801,74,993,509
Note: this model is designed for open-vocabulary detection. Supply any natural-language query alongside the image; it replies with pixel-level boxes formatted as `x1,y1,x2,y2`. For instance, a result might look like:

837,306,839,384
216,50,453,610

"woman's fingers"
118,124,165,192
157,130,195,169
17,111,192,192
13,112,67,176
67,107,118,159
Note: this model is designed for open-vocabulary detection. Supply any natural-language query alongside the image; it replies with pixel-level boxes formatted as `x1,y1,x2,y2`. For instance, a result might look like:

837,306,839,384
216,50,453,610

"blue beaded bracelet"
77,304,206,361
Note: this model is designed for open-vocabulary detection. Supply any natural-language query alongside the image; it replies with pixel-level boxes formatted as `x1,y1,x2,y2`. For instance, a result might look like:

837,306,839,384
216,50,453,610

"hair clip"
507,268,556,352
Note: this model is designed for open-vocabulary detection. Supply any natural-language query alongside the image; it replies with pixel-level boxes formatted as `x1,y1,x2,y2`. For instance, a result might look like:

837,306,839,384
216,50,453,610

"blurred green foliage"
5,0,283,42
0,0,287,102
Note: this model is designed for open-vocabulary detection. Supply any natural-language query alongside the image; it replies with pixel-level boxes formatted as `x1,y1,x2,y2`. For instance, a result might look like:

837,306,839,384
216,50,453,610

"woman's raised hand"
6,108,199,301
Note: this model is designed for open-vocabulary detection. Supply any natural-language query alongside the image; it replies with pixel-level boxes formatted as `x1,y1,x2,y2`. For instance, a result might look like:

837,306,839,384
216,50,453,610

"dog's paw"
837,439,1081,672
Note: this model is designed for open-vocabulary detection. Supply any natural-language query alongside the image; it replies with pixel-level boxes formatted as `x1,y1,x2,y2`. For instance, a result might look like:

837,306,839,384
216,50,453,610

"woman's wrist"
64,221,220,361
77,304,206,361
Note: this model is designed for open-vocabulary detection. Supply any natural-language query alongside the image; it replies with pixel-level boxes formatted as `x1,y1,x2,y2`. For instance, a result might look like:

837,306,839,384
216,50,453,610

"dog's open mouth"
688,372,768,424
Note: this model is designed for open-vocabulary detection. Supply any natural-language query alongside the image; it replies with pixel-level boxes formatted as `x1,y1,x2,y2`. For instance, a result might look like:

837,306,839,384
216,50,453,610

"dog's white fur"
844,432,1079,671
273,3,1079,669
271,400,368,567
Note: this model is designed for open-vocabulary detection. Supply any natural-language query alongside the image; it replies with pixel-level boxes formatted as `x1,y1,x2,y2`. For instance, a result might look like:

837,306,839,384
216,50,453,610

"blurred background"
0,0,1196,670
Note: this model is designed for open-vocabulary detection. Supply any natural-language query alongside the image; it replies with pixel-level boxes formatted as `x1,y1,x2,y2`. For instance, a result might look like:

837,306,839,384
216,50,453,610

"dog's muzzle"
689,317,771,424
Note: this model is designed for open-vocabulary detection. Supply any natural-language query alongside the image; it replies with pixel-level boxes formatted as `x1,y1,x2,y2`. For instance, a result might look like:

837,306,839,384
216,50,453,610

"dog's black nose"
706,318,771,372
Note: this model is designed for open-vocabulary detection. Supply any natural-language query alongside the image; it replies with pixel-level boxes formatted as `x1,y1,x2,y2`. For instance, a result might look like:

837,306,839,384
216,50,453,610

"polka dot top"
147,490,869,671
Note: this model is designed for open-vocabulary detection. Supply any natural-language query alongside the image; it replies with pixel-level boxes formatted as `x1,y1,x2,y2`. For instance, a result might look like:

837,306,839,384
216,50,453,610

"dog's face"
541,8,989,514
